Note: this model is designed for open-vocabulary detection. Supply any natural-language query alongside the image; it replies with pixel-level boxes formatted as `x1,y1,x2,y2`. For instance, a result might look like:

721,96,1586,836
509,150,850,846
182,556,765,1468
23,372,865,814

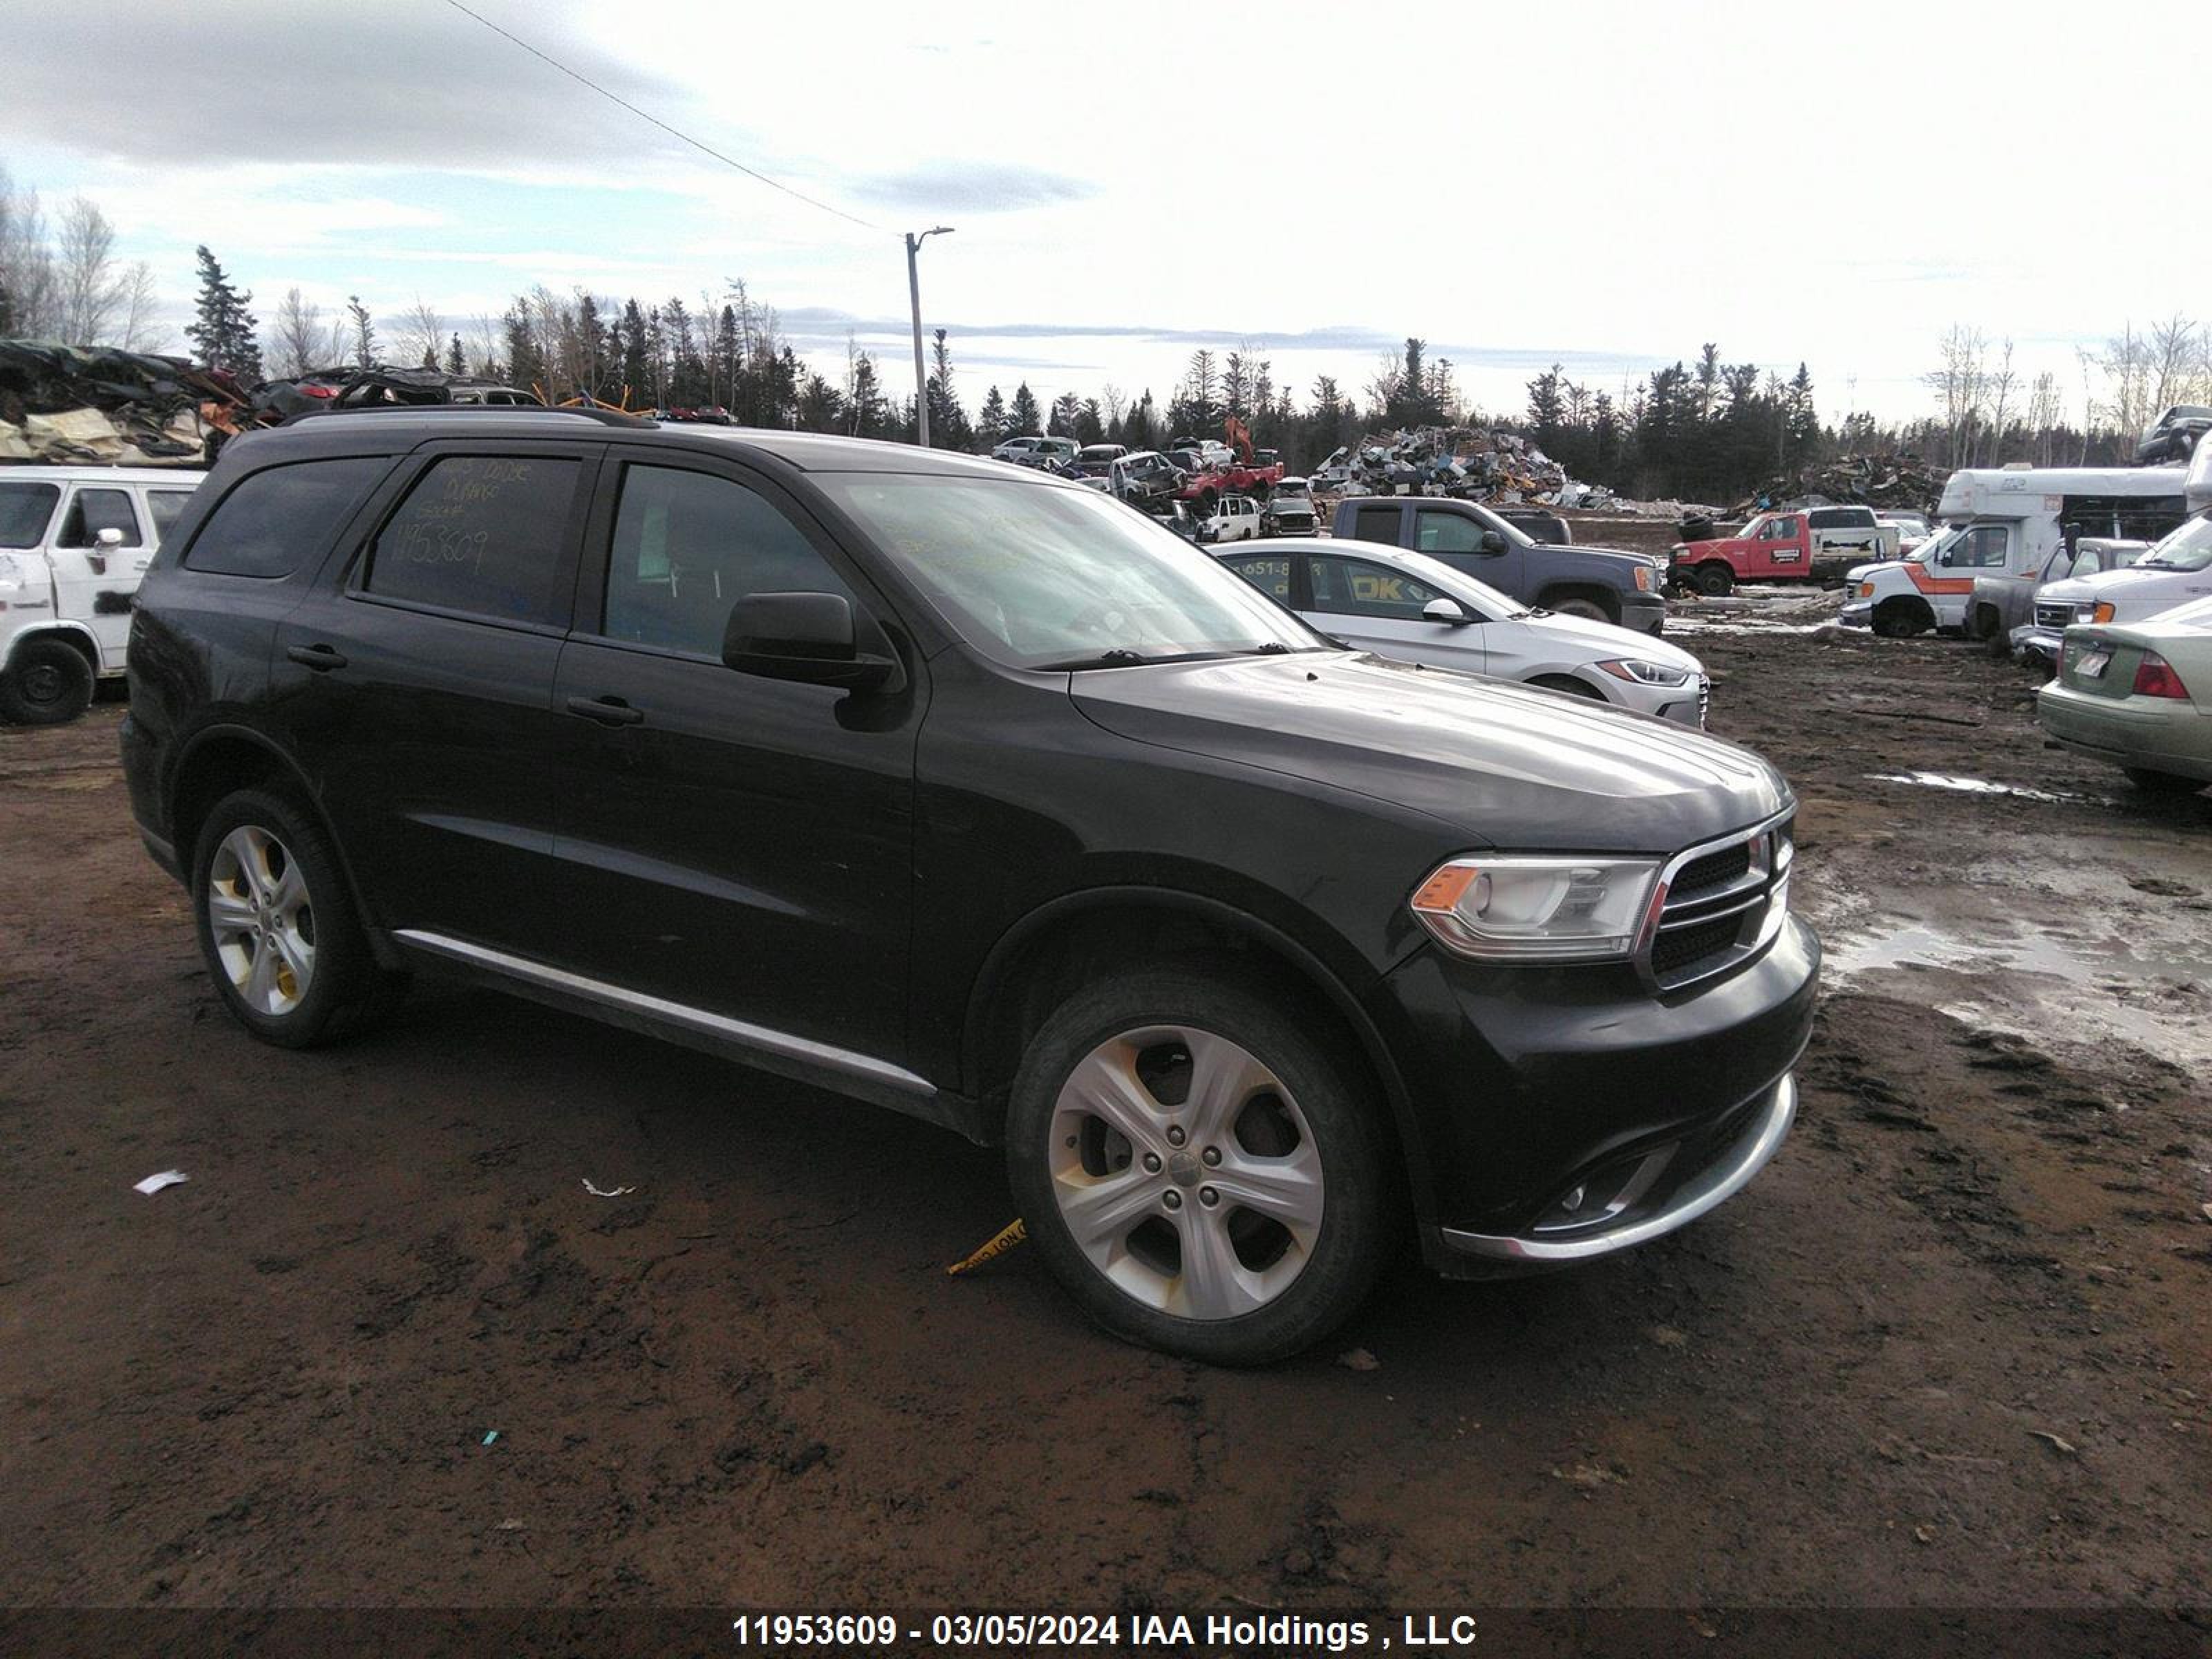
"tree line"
8,159,2209,503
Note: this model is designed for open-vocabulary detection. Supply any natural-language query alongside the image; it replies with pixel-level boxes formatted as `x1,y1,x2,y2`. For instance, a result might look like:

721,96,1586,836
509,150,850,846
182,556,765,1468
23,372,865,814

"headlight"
2091,601,2115,624
1597,658,1691,687
1857,582,1875,599
1633,565,1656,592
1410,855,1661,961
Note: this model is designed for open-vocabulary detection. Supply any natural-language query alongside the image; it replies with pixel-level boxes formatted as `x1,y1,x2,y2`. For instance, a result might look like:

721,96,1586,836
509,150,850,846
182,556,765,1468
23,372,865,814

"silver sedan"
1214,537,1709,723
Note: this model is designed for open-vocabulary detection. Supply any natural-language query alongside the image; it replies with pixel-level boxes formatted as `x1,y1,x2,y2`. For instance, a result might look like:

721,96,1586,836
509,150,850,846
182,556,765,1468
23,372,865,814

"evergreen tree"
846,352,891,439
796,371,844,433
345,294,373,369
1526,364,1566,444
619,299,650,406
1047,391,1081,438
1009,382,1041,436
1124,389,1158,451
1785,363,1819,467
503,301,542,396
978,384,1008,443
1076,398,1104,445
185,246,263,379
924,328,973,449
446,333,466,375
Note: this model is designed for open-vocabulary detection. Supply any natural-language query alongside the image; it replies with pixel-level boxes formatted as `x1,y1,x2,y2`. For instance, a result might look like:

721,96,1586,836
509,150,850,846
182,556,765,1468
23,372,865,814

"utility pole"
905,226,953,447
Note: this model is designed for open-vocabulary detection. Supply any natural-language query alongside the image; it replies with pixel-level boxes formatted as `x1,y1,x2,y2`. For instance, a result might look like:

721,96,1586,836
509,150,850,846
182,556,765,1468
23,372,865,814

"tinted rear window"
1352,506,1400,544
0,481,59,547
184,458,388,579
362,455,578,626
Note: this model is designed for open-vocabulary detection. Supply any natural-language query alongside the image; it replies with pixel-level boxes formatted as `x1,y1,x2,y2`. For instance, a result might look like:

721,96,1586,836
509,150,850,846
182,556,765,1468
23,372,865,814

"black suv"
122,409,1819,1365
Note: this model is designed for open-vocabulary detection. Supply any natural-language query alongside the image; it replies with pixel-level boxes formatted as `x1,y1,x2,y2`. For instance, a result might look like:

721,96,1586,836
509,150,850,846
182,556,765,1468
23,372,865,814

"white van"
0,465,203,724
1839,465,2188,637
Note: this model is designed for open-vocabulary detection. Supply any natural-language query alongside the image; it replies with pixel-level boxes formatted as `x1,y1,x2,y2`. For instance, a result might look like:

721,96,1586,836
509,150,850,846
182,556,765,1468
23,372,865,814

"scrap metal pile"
0,340,247,466
1312,426,1621,509
1730,453,1947,516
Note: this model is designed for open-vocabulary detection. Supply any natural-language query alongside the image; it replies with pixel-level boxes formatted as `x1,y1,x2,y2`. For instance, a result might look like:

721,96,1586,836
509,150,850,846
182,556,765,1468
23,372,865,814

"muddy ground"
2,612,2209,1636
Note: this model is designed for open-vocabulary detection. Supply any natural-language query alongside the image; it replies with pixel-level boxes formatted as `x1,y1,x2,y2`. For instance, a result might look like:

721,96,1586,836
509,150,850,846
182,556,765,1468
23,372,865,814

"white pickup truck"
1840,465,2188,637
0,465,203,724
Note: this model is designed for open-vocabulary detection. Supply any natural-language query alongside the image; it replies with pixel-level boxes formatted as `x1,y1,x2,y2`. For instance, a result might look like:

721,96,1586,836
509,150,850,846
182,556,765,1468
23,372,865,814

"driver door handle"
285,644,348,672
567,694,645,727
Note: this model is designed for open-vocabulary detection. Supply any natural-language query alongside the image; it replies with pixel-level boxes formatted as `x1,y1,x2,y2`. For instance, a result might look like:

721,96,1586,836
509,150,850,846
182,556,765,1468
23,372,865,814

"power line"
440,0,883,233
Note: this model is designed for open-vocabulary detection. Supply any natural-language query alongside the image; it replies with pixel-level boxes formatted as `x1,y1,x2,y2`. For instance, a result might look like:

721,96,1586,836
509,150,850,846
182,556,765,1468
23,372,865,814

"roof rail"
276,404,657,430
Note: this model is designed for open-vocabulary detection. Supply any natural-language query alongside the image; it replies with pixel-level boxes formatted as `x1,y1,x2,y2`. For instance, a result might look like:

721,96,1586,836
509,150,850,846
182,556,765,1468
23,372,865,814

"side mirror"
722,592,902,693
1479,529,1508,554
1422,597,1474,626
95,527,126,548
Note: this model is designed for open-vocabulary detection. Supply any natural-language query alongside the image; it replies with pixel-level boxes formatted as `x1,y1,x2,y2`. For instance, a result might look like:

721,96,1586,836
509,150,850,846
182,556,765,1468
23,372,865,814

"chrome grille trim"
1635,809,1794,993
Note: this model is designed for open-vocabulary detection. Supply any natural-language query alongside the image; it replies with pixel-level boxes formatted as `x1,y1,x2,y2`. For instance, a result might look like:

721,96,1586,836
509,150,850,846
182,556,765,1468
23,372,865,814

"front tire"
191,787,404,1048
1548,594,1613,624
1006,966,1394,1365
1695,563,1734,597
0,638,95,725
1873,598,1932,639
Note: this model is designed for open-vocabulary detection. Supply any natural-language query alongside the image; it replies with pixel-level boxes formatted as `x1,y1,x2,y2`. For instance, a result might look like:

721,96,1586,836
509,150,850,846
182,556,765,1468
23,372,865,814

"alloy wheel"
1048,1024,1324,1321
207,825,317,1016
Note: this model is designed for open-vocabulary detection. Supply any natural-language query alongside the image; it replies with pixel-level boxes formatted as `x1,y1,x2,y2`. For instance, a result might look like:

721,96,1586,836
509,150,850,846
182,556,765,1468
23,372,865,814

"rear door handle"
285,644,348,671
566,694,645,727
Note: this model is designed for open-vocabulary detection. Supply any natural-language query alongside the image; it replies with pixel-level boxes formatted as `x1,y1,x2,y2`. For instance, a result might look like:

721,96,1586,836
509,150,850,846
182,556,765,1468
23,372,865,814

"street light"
906,225,953,447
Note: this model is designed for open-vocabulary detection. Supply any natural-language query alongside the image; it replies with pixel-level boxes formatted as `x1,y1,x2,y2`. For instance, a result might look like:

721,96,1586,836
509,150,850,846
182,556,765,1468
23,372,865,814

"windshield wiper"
1039,648,1154,671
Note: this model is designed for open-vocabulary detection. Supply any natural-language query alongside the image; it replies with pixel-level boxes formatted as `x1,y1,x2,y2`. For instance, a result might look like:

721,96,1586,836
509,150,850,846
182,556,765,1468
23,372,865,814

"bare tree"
395,296,445,371
115,261,162,351
1923,325,1988,467
0,165,60,336
53,196,127,344
2147,314,2209,413
2025,371,2061,467
1983,339,2016,466
1100,382,1126,426
268,287,329,378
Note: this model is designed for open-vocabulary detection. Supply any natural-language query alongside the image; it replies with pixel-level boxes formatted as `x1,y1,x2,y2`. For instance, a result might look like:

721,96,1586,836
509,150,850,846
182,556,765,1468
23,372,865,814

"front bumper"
1839,600,1873,629
1383,912,1819,1274
2011,624,2063,666
1438,1072,1794,1264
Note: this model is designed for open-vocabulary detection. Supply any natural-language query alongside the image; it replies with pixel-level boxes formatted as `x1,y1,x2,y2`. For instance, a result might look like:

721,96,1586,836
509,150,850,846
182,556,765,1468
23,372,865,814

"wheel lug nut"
1199,1186,1219,1207
1201,1147,1221,1166
1142,1152,1161,1173
1162,1190,1182,1210
1166,1125,1186,1147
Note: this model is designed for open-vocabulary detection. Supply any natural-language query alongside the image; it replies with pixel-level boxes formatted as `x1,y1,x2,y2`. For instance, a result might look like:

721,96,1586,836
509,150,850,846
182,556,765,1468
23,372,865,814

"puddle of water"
1866,771,2087,805
1822,916,2212,1071
1668,619,1833,637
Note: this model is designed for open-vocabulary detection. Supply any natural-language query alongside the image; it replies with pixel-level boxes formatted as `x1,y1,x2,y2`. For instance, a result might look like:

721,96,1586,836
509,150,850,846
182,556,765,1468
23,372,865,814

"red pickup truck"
1671,505,1900,594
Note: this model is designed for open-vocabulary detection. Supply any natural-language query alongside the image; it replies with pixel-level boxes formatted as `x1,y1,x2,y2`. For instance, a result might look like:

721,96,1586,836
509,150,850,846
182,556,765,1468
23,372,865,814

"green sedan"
2038,593,2212,796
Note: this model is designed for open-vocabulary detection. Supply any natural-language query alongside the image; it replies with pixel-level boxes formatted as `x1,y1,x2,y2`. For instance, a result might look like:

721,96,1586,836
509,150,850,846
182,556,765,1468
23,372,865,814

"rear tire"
1694,563,1734,597
0,638,95,725
1006,965,1394,1366
190,787,406,1049
2123,767,2204,798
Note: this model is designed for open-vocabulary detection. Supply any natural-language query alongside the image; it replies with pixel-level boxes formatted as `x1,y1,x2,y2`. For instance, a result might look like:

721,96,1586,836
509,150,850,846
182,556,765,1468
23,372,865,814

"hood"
2044,564,2194,601
1848,556,1907,582
1573,542,1665,568
1071,651,1784,855
1521,610,1703,673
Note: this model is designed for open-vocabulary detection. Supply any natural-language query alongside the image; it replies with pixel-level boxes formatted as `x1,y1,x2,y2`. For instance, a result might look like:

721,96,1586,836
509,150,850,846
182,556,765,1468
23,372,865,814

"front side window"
0,481,59,549
1942,525,2009,568
183,457,388,579
1309,555,1445,619
364,455,578,624
601,465,852,656
59,489,141,547
819,473,1327,670
1765,516,1799,541
1414,510,1483,554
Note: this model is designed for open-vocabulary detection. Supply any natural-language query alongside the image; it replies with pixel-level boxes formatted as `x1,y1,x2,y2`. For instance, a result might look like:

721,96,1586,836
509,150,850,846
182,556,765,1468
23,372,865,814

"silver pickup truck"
1970,537,2150,659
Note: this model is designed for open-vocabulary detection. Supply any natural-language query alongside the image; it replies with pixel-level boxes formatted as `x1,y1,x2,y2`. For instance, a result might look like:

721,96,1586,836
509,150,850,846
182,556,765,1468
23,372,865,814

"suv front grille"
1642,814,1793,991
2034,602,2073,630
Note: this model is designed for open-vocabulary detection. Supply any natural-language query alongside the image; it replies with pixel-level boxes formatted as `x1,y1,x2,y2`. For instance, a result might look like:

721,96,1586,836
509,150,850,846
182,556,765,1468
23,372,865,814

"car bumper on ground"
1382,913,1819,1276
2038,683,2212,780
2011,624,2063,666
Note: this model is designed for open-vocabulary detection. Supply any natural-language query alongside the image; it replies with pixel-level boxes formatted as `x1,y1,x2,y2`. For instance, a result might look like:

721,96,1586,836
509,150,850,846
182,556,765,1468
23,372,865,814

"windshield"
1277,480,1311,498
1909,525,1965,563
2134,512,2212,572
820,473,1332,670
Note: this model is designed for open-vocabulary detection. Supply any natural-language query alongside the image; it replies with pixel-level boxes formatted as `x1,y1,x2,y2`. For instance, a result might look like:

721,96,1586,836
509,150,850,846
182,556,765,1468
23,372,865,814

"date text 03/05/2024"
728,1612,1494,1651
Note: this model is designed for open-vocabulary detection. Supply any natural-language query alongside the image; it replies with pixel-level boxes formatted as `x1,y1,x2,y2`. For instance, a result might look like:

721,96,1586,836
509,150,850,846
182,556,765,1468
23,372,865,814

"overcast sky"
3,0,2200,425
